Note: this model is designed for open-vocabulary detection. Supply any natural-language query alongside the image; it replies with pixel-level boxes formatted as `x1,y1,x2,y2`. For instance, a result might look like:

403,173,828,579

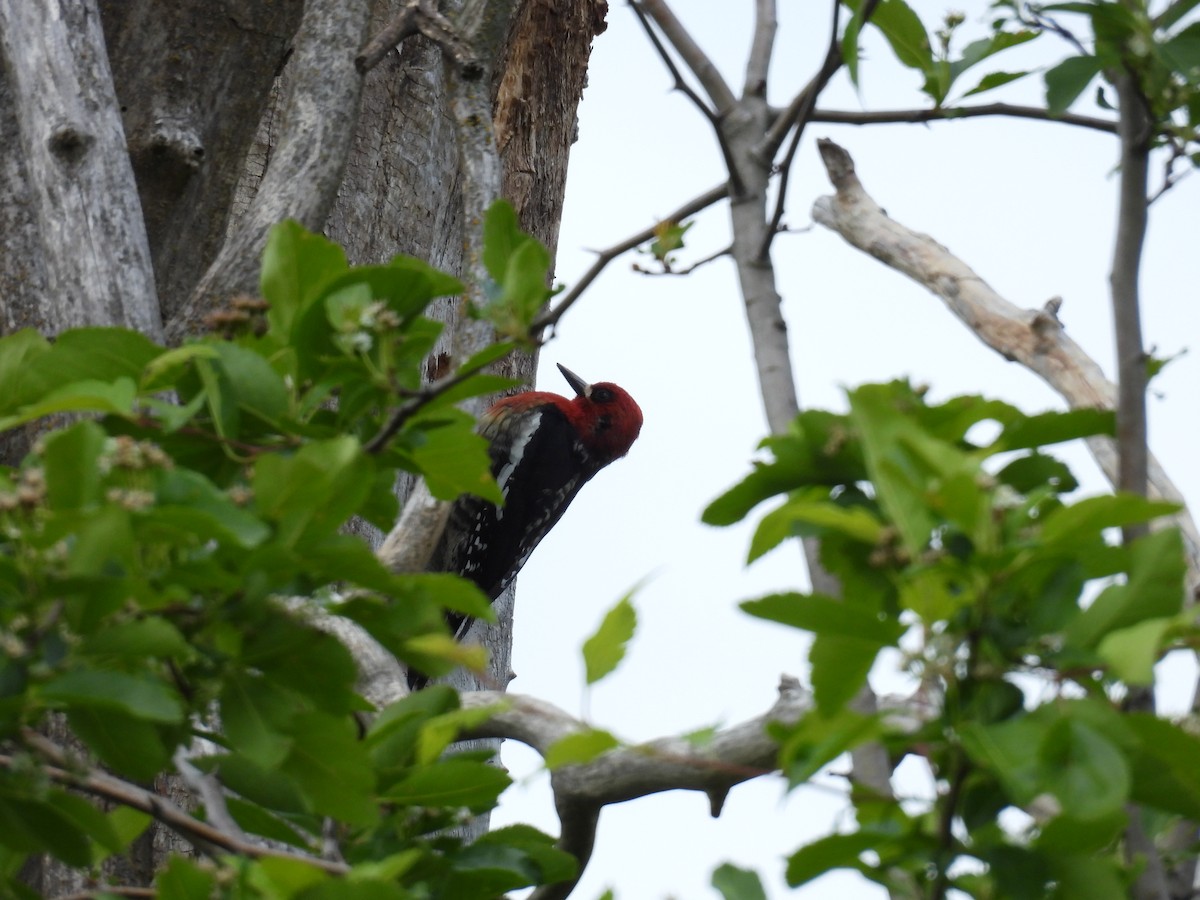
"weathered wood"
99,0,303,322
0,0,161,339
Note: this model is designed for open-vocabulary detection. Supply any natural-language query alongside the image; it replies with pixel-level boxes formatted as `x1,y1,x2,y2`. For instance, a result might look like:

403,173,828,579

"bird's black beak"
557,363,590,398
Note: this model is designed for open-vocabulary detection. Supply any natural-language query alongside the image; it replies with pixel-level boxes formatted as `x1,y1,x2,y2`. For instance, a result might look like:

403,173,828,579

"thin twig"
531,183,729,336
15,730,348,874
806,102,1117,134
632,244,731,276
634,0,736,111
758,0,878,259
629,1,744,196
363,352,513,455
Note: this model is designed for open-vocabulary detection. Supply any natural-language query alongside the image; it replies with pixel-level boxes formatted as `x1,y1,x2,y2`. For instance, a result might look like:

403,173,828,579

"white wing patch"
492,408,542,521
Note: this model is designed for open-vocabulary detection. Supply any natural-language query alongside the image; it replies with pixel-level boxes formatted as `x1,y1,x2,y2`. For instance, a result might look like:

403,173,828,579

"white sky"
490,2,1200,897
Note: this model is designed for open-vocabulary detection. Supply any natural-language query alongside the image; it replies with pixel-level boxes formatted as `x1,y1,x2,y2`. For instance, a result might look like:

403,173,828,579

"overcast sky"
489,2,1200,897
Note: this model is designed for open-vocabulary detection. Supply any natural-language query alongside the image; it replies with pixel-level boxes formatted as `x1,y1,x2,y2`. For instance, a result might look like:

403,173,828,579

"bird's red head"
556,363,643,464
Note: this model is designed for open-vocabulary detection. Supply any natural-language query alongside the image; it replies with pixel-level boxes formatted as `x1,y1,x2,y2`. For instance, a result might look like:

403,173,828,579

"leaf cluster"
0,213,575,896
704,381,1194,897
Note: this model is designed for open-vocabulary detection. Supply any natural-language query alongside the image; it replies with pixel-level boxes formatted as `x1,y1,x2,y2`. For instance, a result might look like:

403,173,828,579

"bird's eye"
592,387,614,403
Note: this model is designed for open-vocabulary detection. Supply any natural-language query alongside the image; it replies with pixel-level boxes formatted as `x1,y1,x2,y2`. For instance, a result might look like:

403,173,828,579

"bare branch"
459,677,811,900
377,480,452,578
169,0,373,342
758,0,875,258
636,0,737,113
744,0,777,96
811,138,1200,590
357,0,478,75
806,103,1118,134
356,3,420,73
628,1,744,196
12,731,349,875
632,243,731,276
532,183,729,335
0,0,162,339
1110,71,1152,508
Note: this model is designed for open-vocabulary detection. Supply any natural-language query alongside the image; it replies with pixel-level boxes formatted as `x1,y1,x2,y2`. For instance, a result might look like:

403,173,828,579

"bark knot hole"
48,126,93,165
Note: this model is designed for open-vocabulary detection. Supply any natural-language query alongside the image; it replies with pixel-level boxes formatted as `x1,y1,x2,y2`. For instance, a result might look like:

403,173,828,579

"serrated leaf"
544,729,620,769
582,594,637,685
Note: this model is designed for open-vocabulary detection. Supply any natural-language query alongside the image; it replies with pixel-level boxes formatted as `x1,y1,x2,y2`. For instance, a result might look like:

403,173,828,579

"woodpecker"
413,364,642,686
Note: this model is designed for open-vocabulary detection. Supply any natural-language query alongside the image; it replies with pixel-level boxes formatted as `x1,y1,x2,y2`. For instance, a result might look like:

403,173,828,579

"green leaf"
67,708,171,780
1049,855,1125,899
474,824,577,886
741,593,902,644
959,715,1050,806
1040,718,1129,819
0,796,91,866
772,707,881,787
282,712,378,826
809,633,881,715
78,618,192,662
786,832,876,886
482,200,524,285
157,856,217,900
748,497,882,562
261,220,348,341
1045,55,1104,113
0,377,138,430
0,328,50,416
544,729,620,769
1097,617,1175,685
385,758,511,813
1066,527,1186,649
41,669,184,723
582,593,638,685
990,407,1114,451
870,0,933,73
712,863,768,900
961,69,1031,97
1040,493,1179,546
1126,713,1200,818
212,341,290,427
155,468,271,548
253,437,371,545
410,413,501,503
220,675,297,769
42,420,106,509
